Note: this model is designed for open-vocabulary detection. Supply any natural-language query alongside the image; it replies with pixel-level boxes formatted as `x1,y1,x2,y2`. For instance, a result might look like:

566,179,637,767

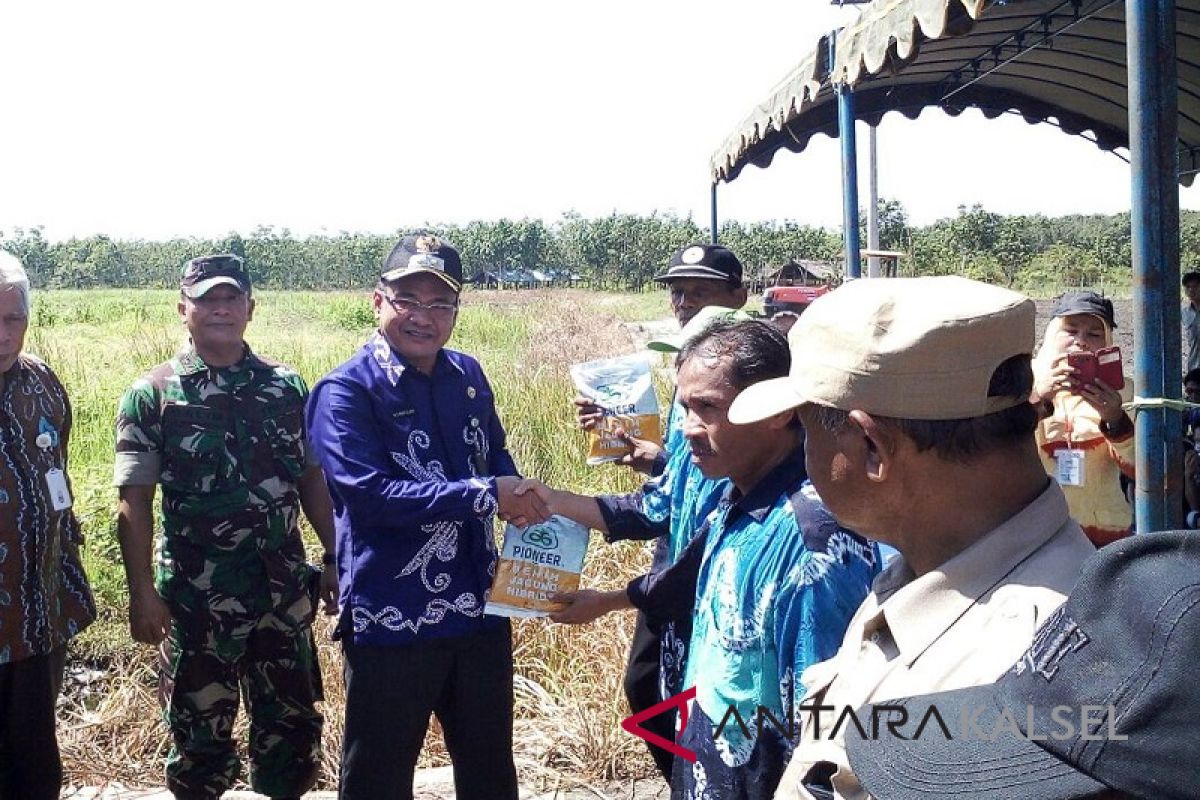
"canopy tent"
708,0,1191,531
711,0,1199,186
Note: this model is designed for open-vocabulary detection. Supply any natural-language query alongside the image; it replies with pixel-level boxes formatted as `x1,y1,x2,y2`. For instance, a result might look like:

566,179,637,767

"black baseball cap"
180,254,251,298
653,243,744,286
847,530,1200,800
381,233,463,292
1052,290,1116,329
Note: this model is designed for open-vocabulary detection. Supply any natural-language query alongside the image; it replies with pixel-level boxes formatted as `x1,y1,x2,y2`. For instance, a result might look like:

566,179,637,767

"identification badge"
45,468,72,510
1055,449,1085,487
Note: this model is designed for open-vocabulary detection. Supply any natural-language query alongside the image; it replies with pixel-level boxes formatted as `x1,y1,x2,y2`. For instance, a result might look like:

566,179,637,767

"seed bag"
570,353,662,465
485,515,590,618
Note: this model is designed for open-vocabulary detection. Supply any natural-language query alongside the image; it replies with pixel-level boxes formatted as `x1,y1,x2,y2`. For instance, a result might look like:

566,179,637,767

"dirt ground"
65,768,670,799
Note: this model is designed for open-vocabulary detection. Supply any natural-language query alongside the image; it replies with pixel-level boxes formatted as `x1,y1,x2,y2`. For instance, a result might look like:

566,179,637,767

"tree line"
3,205,1199,293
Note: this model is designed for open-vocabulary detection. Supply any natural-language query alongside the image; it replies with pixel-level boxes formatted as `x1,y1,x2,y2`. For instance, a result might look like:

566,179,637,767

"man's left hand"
549,589,626,625
319,566,339,616
1077,377,1127,425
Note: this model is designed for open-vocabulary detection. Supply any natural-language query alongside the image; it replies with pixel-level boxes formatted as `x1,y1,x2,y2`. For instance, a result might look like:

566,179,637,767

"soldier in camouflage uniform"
113,254,337,800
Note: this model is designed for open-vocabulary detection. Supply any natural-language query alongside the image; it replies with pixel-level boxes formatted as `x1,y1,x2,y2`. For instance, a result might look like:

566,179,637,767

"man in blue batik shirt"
564,305,750,705
571,243,748,780
306,233,546,800
540,319,879,799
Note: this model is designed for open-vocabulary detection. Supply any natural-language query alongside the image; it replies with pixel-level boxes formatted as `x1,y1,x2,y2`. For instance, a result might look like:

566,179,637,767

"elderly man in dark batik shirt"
0,250,96,800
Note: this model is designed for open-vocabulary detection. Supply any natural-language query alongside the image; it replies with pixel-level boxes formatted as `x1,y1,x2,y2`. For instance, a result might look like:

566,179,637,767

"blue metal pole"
832,31,862,279
1128,0,1181,532
710,183,719,244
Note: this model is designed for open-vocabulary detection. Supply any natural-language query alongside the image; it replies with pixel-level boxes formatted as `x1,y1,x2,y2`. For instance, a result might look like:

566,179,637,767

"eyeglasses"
383,294,459,318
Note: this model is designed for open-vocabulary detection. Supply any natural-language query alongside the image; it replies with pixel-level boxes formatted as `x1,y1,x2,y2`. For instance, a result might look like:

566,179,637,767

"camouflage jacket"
114,344,315,609
0,355,95,664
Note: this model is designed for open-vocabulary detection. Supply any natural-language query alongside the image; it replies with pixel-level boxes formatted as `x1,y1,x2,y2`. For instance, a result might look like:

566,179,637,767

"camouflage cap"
381,234,463,292
181,254,251,298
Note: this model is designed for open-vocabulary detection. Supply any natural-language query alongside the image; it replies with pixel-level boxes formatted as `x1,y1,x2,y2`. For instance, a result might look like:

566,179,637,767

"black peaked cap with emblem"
381,233,463,292
653,243,743,286
846,529,1200,800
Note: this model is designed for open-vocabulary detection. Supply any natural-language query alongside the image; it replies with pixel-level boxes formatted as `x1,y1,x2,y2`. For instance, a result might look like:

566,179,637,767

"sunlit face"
178,284,254,357
0,286,29,374
677,354,779,483
1055,313,1108,355
1185,280,1200,305
374,272,459,374
667,278,747,326
796,404,876,535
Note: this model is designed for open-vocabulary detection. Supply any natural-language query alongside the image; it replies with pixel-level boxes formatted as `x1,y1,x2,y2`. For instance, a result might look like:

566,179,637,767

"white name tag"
45,468,72,510
1055,449,1086,487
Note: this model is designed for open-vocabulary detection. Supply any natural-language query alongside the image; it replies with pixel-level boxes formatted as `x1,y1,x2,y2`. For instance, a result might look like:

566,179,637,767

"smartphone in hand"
1095,346,1125,390
1067,347,1124,390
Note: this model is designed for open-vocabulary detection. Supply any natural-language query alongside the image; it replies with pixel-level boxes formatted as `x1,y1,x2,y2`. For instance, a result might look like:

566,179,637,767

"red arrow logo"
620,686,698,763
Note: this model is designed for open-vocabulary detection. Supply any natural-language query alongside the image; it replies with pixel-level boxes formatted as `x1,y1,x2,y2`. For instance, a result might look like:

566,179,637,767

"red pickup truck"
763,284,832,318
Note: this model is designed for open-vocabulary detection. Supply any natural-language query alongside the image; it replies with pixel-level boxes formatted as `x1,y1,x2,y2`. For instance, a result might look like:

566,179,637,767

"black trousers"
0,646,67,800
624,611,675,782
339,622,518,800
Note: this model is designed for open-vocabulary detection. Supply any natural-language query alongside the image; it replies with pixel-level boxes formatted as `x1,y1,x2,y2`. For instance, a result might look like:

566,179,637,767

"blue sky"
2,0,1196,241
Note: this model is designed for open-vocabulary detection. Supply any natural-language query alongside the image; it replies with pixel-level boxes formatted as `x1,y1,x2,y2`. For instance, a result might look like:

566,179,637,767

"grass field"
32,287,676,791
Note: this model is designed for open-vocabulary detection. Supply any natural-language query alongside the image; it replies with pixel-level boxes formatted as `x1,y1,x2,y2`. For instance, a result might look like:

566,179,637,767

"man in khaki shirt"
726,276,1095,800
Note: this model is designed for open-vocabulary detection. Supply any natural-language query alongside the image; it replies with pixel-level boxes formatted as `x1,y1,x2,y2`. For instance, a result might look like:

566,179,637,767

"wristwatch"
1099,416,1132,438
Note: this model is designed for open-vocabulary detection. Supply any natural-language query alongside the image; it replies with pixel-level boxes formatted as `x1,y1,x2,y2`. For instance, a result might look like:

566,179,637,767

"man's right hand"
573,395,604,432
496,476,552,528
129,586,172,645
1034,353,1076,402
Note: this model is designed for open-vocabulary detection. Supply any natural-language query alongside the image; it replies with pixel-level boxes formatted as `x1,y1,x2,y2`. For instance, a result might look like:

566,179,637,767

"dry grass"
55,289,668,791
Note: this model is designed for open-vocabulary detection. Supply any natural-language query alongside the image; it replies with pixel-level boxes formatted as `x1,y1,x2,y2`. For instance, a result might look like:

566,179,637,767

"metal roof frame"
711,0,1199,186
709,0,1190,530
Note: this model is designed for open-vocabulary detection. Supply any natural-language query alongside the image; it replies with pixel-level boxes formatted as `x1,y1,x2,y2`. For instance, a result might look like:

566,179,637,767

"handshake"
495,476,556,528
491,476,625,626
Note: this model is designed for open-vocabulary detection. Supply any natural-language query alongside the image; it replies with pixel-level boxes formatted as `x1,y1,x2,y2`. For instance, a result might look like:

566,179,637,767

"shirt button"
467,386,477,399
470,418,480,428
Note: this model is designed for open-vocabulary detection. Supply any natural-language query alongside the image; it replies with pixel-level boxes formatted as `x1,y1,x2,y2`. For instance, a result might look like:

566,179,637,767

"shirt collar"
872,479,1071,661
175,342,262,376
725,441,807,523
367,330,464,387
0,354,29,395
2,354,28,379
